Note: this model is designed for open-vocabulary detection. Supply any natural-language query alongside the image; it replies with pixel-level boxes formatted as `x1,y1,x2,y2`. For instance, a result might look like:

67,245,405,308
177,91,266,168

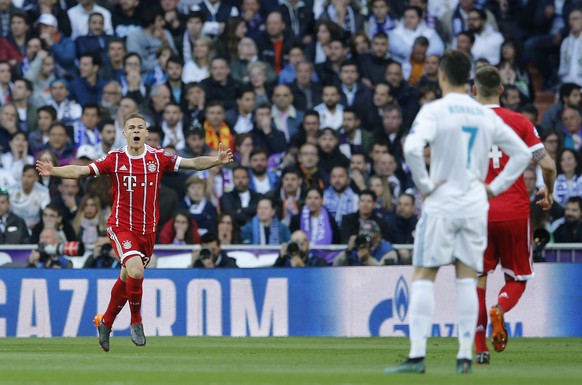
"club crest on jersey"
122,240,132,249
147,161,157,172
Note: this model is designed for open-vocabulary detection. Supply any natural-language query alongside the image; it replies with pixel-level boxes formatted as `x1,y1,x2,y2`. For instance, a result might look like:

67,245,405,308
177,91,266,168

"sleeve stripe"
529,143,545,152
174,156,182,171
89,163,100,176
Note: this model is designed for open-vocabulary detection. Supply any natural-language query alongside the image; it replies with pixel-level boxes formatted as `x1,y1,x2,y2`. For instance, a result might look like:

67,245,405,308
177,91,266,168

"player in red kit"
473,67,556,364
36,112,233,351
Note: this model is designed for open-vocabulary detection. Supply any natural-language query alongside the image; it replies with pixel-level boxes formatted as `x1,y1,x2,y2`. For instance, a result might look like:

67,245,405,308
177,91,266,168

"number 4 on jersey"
489,145,503,169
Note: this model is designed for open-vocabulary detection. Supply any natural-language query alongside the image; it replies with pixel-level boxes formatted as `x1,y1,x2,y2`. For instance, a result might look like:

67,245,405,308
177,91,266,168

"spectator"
290,61,323,111
215,16,247,60
289,186,339,244
0,11,30,65
497,40,535,104
349,151,370,193
385,193,418,245
219,166,261,227
456,31,476,69
27,227,72,268
30,203,76,244
161,102,185,151
195,0,239,39
94,118,116,159
6,164,49,229
73,103,101,148
214,212,242,245
231,37,276,84
368,174,394,217
111,0,142,38
182,83,206,132
67,0,113,40
384,61,419,129
552,196,582,243
558,8,582,86
44,123,75,165
34,149,59,196
29,106,56,155
553,148,582,207
251,102,287,155
271,84,303,141
358,32,394,87
338,107,373,158
560,107,582,151
182,10,205,63
118,52,147,104
258,11,292,75
273,229,328,267
401,36,430,86
500,84,522,112
0,103,19,153
126,8,177,74
24,49,56,108
247,60,272,106
24,0,73,38
75,12,113,66
376,104,405,161
0,186,31,244
338,60,372,119
440,0,498,46
279,0,314,45
323,165,358,226
47,79,82,126
180,128,210,161
242,197,291,245
182,36,213,84
71,194,107,251
141,84,170,128
314,84,344,131
541,83,581,133
158,211,200,245
316,37,347,87
100,81,122,120
305,20,343,64
233,133,253,167
340,189,390,243
334,219,399,266
203,100,234,152
201,57,241,111
1,131,33,182
226,86,256,135
467,7,504,66
248,148,279,194
191,232,238,268
0,60,12,105
50,177,81,222
37,13,76,76
367,0,397,38
241,0,265,41
319,0,365,37
179,176,217,236
165,55,187,108
361,81,394,132
99,38,125,83
278,45,314,85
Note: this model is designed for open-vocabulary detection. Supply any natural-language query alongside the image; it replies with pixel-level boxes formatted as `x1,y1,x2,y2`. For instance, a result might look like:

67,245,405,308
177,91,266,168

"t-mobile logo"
123,175,137,192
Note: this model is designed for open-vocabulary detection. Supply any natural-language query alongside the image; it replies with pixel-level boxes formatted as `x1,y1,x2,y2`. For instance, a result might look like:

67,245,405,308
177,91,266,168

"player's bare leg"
475,275,490,364
125,255,146,347
454,260,478,374
385,267,438,374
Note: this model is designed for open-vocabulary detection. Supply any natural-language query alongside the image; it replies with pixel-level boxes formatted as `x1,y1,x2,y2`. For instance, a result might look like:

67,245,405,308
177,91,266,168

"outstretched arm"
179,143,234,170
35,159,91,179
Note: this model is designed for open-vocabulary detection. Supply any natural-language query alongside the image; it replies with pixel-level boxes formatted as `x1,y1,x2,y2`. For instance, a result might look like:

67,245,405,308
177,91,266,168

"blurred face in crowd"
12,80,29,102
237,91,256,115
396,195,415,219
187,16,204,37
359,194,375,216
456,34,473,54
372,35,388,58
26,37,41,59
211,59,230,82
0,63,12,84
371,0,389,19
254,107,271,128
375,153,397,177
0,195,9,217
342,111,359,134
352,34,370,55
0,103,17,130
233,168,250,192
22,167,39,193
249,152,268,176
101,82,122,107
330,167,349,192
206,105,225,127
317,23,331,44
89,13,104,36
186,133,206,153
152,86,171,111
368,176,384,199
373,83,392,107
41,55,55,77
350,154,367,173
299,143,318,169
100,123,116,146
565,88,581,108
370,143,388,163
282,172,301,195
166,61,183,81
256,199,275,223
37,110,54,132
303,114,320,135
339,64,358,87
187,181,205,202
382,108,402,134
568,9,582,34
424,55,440,76
10,132,28,155
403,9,421,30
523,169,536,196
290,230,309,254
108,41,125,64
81,107,100,128
273,85,293,110
79,56,97,79
562,108,582,134
186,86,205,107
163,104,182,127
296,62,312,86
322,86,340,109
560,150,578,175
193,39,210,61
48,124,69,150
503,88,521,111
317,130,337,154
10,15,28,38
327,40,346,63
565,201,582,222
288,47,304,67
385,63,403,87
145,131,161,147
58,179,79,199
543,133,560,157
266,12,285,38
118,97,138,120
305,189,323,213
468,10,485,34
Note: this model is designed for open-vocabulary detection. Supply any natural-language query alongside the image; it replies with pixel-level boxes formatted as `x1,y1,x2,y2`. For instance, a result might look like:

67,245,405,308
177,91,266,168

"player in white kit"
384,50,531,375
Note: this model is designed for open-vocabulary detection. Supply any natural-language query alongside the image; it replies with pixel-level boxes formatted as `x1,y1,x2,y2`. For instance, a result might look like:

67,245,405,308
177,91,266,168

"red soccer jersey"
88,145,181,234
485,106,544,222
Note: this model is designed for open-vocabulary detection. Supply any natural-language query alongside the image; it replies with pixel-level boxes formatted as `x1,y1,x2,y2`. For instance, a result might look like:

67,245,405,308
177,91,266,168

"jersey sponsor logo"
123,175,137,192
122,240,132,249
147,161,157,172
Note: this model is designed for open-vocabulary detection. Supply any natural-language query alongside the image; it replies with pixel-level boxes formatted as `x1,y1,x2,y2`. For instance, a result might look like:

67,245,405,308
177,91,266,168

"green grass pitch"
0,337,581,385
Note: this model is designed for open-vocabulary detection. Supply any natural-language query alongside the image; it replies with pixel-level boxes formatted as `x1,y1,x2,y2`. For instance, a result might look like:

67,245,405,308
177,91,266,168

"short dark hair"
343,106,360,119
439,50,471,87
250,148,269,159
403,6,422,18
457,31,475,44
413,36,429,47
206,100,225,111
15,78,33,93
37,105,57,120
304,109,320,121
518,103,539,119
108,37,125,49
166,55,183,68
559,82,581,102
567,196,582,210
400,192,416,205
80,52,101,67
281,166,302,179
200,232,219,245
469,7,487,20
98,117,115,132
187,10,206,22
474,65,502,99
340,59,358,71
82,103,101,116
359,189,377,202
233,166,249,176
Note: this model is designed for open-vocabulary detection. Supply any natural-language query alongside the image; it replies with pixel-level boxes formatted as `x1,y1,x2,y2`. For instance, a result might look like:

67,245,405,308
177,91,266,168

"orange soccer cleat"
489,305,508,352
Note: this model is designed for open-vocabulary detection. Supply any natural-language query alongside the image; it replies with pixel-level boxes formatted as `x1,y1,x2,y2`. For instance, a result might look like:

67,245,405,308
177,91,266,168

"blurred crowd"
0,0,582,268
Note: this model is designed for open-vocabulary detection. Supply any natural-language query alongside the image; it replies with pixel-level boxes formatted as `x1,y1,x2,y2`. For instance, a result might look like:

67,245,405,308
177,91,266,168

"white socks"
408,280,435,359
456,278,478,360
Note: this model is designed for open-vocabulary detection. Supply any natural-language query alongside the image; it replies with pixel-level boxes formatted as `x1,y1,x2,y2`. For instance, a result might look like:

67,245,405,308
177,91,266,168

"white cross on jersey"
489,145,503,169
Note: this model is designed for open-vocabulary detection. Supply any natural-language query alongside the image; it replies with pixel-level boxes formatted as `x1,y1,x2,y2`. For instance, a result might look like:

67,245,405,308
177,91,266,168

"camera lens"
287,242,300,255
200,248,212,260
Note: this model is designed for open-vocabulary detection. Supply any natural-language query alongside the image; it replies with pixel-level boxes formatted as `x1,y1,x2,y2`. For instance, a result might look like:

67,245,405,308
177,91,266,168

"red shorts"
107,227,156,268
482,218,534,281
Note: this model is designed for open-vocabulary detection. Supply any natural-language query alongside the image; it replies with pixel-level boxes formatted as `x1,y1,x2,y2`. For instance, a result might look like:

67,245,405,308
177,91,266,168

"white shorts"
413,213,487,272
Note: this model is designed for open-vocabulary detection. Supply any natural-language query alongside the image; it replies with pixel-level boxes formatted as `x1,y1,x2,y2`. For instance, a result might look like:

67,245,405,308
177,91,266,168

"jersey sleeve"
519,115,544,151
160,151,182,172
489,115,532,196
403,105,438,194
88,153,116,176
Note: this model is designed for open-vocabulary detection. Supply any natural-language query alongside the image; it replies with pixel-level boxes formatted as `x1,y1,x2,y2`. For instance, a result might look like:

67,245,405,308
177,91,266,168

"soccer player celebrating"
473,66,556,364
384,50,531,375
36,112,233,352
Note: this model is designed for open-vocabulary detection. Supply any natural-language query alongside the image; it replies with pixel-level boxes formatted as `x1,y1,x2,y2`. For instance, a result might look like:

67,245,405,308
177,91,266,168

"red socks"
474,287,488,353
127,275,144,325
497,281,526,313
103,278,127,329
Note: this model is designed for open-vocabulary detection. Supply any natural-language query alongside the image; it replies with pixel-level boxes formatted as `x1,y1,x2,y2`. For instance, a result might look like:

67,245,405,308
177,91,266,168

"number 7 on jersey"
462,126,478,168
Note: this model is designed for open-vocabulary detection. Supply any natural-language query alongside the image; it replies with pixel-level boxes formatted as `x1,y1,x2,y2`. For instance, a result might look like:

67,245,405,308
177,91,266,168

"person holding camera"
192,232,238,268
27,227,73,269
273,230,328,267
333,220,399,266
84,237,120,269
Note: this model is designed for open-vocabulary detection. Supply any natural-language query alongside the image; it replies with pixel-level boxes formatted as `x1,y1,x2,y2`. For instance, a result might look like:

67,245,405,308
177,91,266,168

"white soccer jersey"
404,93,531,218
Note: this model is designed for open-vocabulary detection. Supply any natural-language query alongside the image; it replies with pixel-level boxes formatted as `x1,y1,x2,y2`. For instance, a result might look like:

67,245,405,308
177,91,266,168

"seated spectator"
497,40,535,103
349,151,370,193
158,211,200,245
83,239,120,269
289,110,321,149
73,103,101,148
183,36,213,83
0,187,31,244
230,37,276,84
179,176,217,236
290,61,322,111
191,232,238,268
358,32,394,87
0,103,20,153
251,102,287,155
0,11,29,67
23,45,56,108
99,38,125,83
315,38,347,87
241,0,265,41
305,20,343,64
67,0,113,40
71,194,107,252
551,197,582,243
201,56,241,111
111,0,142,38
182,83,206,132
69,53,106,107
385,193,418,245
467,7,504,66
242,197,291,245
384,61,419,128
541,83,581,134
558,8,582,86
34,149,59,196
37,13,76,76
323,165,358,226
6,164,50,230
44,123,75,166
290,186,339,245
402,36,429,86
50,177,81,222
1,131,34,182
47,79,82,126
553,149,582,207
318,128,350,180
257,11,293,75
500,84,522,112
233,133,253,167
368,174,394,217
119,52,147,104
214,212,242,245
181,10,205,63
203,101,234,152
318,0,365,37
271,84,304,142
219,166,261,228
333,219,399,266
226,86,256,135
561,107,582,151
194,0,239,38
141,84,170,128
267,166,304,225
99,81,122,120
31,203,76,244
75,12,113,66
297,142,326,191
314,85,344,131
338,108,373,158
160,102,185,151
248,148,280,195
340,189,390,243
273,230,328,267
27,227,73,269
248,60,273,107
367,0,397,38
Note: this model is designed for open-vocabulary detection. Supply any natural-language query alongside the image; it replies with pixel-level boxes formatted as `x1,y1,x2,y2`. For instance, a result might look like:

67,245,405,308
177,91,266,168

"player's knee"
125,254,145,279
